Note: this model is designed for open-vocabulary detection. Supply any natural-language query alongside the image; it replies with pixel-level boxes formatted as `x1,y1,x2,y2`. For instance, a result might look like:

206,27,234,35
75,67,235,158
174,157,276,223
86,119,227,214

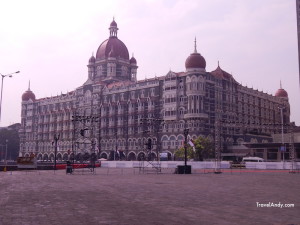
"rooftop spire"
28,80,31,91
194,37,197,53
280,80,282,89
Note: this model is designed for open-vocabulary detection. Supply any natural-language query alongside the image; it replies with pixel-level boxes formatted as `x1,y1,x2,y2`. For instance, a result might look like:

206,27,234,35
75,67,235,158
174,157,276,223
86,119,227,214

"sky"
0,0,299,126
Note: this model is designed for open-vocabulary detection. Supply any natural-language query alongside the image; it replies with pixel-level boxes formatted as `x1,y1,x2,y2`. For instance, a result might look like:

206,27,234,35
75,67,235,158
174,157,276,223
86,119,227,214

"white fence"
101,161,300,170
101,161,231,169
245,162,300,170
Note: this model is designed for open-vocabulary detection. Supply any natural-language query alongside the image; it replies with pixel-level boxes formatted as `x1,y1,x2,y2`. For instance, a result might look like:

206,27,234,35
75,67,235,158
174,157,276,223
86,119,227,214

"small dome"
275,88,288,98
130,56,137,64
22,90,36,101
110,19,117,27
185,52,206,69
275,82,288,98
89,55,95,64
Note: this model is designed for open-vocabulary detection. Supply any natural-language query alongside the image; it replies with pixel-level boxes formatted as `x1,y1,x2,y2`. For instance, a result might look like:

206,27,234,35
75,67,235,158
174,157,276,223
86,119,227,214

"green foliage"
174,146,194,160
193,136,214,161
174,136,214,161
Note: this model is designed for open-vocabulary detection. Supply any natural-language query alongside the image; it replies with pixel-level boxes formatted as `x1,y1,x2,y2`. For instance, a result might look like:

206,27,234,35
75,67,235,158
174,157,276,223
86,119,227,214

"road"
0,168,299,225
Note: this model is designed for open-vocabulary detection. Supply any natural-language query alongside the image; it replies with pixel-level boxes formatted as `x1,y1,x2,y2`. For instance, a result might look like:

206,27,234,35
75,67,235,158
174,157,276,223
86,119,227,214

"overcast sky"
0,0,299,126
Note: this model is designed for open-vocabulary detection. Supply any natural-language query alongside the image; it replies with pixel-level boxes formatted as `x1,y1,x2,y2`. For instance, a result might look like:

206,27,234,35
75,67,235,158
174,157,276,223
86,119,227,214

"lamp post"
183,128,189,173
114,127,118,161
53,133,60,170
4,139,8,172
214,113,222,174
278,106,285,162
0,71,20,123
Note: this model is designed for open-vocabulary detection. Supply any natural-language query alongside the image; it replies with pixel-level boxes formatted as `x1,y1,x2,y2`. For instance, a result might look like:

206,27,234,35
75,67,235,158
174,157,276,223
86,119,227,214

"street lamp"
4,139,8,172
53,133,60,170
183,128,189,173
0,71,20,123
278,106,285,162
114,126,118,161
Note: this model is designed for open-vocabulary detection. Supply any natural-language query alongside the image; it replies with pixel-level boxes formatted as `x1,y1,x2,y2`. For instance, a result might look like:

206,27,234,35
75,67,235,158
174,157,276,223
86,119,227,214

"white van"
242,157,264,162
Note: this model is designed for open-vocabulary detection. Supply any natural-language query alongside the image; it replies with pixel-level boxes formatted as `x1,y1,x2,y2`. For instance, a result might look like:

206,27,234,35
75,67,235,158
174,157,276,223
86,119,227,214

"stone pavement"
0,168,299,225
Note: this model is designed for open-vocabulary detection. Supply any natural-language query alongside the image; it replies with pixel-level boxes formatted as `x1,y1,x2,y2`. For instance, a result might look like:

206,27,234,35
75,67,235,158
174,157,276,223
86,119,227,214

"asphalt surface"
0,168,299,225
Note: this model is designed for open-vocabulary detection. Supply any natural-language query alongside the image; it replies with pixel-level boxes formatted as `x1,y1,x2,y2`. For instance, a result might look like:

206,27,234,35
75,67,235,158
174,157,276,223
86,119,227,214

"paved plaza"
0,168,299,225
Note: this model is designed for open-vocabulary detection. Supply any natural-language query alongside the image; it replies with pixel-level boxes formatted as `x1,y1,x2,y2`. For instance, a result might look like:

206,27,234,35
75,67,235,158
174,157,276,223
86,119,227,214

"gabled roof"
210,63,235,81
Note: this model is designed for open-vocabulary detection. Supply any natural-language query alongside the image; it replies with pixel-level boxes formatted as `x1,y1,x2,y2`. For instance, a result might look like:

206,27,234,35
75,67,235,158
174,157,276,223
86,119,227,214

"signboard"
279,146,286,152
17,157,37,169
159,152,168,161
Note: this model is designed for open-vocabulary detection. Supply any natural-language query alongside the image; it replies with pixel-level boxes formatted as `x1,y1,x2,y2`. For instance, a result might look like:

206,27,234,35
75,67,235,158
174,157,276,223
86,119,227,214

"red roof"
210,65,233,80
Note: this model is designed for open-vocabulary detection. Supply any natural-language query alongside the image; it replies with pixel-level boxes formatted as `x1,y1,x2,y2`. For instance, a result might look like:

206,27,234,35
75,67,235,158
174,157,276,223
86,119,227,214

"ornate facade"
19,19,290,161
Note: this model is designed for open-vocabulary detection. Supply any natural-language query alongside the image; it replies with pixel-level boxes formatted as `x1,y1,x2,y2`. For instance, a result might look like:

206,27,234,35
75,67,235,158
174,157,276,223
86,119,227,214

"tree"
174,136,214,161
193,136,214,161
174,146,194,161
0,125,20,161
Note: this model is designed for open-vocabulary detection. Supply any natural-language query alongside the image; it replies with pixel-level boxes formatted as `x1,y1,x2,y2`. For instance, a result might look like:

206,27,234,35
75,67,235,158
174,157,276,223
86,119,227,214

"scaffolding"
139,117,164,173
214,116,222,174
289,125,297,173
71,114,99,174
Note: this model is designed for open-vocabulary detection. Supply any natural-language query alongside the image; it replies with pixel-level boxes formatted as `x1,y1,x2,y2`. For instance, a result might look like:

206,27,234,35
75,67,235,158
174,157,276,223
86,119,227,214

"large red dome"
185,52,206,69
96,37,129,60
